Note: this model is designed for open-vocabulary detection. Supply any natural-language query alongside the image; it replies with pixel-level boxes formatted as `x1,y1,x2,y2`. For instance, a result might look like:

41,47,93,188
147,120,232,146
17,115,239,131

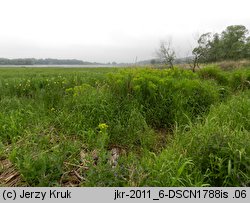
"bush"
108,68,221,129
229,69,250,91
198,66,229,86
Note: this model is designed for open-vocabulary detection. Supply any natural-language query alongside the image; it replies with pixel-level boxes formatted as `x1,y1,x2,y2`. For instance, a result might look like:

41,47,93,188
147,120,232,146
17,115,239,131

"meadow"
0,65,249,186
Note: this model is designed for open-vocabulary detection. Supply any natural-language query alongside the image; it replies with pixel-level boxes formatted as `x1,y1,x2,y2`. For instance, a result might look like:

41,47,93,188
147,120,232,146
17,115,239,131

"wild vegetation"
0,65,249,187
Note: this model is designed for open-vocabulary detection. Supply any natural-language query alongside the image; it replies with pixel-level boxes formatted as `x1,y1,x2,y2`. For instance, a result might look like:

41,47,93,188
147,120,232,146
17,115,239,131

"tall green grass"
0,66,249,186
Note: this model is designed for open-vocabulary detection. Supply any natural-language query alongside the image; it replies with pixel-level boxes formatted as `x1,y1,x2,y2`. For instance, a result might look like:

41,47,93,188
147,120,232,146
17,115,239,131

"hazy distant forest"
0,58,102,66
0,25,250,187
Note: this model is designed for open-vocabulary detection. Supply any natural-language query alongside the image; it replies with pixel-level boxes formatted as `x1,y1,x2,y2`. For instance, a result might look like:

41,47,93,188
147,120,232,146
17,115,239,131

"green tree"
244,36,250,59
192,25,249,63
207,33,223,62
220,25,249,60
150,59,156,65
190,33,211,71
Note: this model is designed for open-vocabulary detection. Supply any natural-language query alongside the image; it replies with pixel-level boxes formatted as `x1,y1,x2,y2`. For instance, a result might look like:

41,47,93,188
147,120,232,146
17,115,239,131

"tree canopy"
193,25,250,63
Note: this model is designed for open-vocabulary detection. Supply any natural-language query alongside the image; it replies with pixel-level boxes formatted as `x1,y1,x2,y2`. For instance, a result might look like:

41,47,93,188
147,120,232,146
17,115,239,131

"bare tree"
156,40,176,69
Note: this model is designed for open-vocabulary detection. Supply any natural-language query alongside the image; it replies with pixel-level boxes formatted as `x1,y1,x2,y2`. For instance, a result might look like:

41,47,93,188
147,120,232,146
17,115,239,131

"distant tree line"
0,58,102,65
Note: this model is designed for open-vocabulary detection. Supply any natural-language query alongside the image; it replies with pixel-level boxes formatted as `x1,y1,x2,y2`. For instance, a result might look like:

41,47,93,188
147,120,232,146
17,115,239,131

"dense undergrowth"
0,66,249,186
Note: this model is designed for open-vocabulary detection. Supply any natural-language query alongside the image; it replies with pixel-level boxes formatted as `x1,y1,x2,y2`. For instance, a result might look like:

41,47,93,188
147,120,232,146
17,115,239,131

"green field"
0,66,250,186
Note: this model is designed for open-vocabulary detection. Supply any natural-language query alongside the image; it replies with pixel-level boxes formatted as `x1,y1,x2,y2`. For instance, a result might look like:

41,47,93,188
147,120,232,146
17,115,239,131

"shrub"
108,68,221,129
198,66,229,86
229,69,250,91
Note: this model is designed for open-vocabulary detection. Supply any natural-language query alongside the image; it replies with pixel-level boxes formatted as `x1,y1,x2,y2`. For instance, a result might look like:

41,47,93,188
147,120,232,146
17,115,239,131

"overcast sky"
0,0,249,63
